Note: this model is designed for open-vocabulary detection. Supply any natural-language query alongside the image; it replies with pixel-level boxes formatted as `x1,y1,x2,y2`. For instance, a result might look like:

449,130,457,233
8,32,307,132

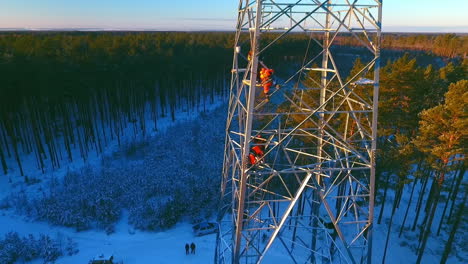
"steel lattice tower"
216,1,382,263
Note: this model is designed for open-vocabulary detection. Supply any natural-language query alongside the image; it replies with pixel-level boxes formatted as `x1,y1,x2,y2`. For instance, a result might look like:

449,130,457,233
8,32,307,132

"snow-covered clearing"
1,98,225,263
0,212,217,264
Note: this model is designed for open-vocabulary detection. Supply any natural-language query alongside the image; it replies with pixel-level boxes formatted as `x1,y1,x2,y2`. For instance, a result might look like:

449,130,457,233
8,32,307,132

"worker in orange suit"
248,135,266,166
259,67,274,95
251,145,264,157
248,153,257,166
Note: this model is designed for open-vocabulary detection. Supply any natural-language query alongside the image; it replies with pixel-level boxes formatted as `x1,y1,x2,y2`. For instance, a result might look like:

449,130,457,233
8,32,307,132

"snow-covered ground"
0,211,216,264
1,202,462,264
0,97,225,263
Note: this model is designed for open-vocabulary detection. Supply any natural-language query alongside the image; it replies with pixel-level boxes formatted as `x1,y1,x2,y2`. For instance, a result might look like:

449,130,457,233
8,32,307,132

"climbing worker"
251,135,265,157
247,50,253,61
259,67,274,95
248,135,266,166
248,153,258,166
251,144,264,157
190,242,196,254
185,243,190,255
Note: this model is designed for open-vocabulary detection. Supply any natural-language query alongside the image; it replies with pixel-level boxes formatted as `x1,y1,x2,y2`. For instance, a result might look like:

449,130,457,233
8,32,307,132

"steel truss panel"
216,1,382,263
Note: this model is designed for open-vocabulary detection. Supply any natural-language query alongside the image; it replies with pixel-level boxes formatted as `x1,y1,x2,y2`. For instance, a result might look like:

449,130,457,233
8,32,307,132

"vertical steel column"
368,1,383,263
318,1,331,171
312,2,332,262
233,1,263,263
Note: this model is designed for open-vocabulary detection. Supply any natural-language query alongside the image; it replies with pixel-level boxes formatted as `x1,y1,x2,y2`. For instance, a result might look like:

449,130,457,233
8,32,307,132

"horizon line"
0,28,467,34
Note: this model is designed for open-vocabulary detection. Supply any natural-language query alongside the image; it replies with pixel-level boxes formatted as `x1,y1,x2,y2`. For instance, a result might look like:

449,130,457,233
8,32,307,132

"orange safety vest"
249,153,257,166
251,145,264,156
259,68,274,94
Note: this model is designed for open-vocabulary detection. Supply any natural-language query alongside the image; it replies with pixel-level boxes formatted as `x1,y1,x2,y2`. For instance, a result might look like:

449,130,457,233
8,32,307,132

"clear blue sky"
0,0,467,32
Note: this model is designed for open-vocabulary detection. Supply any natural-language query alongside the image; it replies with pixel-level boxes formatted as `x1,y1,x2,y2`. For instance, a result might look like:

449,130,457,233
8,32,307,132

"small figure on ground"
185,243,190,255
190,242,196,254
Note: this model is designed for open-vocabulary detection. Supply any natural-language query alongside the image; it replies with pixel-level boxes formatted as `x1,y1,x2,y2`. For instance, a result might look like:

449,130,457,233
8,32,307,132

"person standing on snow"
190,242,196,254
185,243,190,255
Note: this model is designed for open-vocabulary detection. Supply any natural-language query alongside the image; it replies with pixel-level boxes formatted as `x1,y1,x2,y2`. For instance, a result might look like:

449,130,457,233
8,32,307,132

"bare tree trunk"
0,137,7,174
447,165,465,221
7,119,24,176
418,177,438,242
436,170,457,236
399,177,417,237
440,189,466,264
416,176,442,264
0,119,11,157
412,170,430,230
378,172,391,224
382,182,401,264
